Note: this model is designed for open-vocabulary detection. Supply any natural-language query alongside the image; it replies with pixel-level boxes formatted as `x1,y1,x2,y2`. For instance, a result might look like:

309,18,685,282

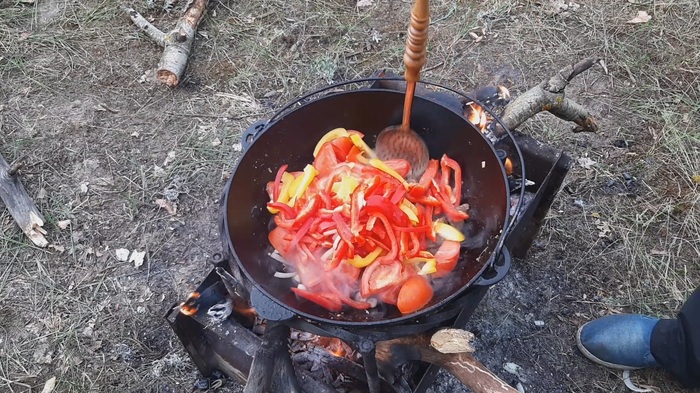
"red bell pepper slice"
332,213,354,244
291,287,342,312
267,201,297,219
370,212,398,264
441,155,462,206
274,215,295,230
408,159,439,198
272,164,289,201
285,218,313,253
326,240,348,271
408,232,421,257
390,188,406,205
293,195,321,228
365,195,409,226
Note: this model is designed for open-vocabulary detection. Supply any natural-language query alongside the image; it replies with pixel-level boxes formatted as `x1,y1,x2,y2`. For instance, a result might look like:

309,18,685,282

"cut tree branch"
124,0,209,87
499,57,601,134
0,153,48,248
376,328,519,393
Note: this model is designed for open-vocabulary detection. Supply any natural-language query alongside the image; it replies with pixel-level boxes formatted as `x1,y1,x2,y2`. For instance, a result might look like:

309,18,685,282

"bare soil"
1,0,698,392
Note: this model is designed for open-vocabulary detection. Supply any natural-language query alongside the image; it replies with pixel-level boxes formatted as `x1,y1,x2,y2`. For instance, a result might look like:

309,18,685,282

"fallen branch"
499,57,601,134
0,153,48,247
124,0,209,87
376,328,519,393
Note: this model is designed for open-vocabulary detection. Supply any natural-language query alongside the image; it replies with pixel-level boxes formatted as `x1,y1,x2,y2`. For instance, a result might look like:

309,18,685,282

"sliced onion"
269,250,291,265
367,298,378,308
320,247,334,262
292,274,300,283
297,284,307,291
274,271,297,279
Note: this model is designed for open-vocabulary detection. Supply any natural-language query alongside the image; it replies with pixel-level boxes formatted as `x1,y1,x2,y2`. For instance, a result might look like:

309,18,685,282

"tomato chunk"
433,240,461,277
397,276,434,314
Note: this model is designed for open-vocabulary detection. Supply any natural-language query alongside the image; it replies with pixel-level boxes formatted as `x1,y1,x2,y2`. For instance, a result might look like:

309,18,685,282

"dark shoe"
577,314,659,370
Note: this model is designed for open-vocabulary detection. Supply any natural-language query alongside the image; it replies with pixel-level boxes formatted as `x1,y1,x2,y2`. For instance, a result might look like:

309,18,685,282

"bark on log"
0,153,48,247
499,57,601,134
124,0,209,87
376,328,519,393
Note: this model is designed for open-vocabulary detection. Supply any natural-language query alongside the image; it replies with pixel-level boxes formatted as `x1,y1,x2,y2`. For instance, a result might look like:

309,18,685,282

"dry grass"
0,0,699,392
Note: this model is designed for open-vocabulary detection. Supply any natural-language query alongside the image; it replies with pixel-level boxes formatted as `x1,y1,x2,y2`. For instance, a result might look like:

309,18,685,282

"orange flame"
235,305,258,319
179,292,201,316
466,103,488,133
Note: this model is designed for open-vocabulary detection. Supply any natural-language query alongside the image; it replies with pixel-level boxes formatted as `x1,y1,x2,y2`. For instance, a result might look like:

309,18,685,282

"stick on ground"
0,153,48,247
124,0,209,87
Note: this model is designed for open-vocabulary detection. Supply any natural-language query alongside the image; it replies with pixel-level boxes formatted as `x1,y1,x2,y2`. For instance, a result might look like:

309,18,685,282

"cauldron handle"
473,247,511,287
241,119,269,151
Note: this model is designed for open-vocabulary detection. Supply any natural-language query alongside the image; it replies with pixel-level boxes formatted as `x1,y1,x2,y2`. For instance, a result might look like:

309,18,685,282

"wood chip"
41,377,56,393
430,328,475,354
626,11,651,24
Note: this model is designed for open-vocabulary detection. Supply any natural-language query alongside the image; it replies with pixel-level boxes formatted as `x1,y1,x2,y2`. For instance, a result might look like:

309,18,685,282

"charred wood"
124,0,209,87
244,322,303,393
0,152,48,248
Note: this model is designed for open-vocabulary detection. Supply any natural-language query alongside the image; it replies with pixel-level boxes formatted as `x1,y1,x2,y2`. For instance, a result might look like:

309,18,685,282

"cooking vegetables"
265,128,470,314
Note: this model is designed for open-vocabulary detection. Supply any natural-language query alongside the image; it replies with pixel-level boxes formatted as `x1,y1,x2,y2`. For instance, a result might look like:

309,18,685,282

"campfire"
162,57,600,392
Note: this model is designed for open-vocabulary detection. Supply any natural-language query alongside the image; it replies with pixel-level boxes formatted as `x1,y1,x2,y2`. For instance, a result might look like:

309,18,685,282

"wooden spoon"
374,0,430,180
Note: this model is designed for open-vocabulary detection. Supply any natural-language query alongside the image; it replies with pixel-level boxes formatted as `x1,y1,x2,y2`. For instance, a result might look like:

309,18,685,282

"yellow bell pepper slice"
368,158,408,188
348,247,383,268
332,175,360,203
400,200,419,224
418,259,437,275
267,172,296,213
313,128,348,157
289,164,318,205
349,134,377,159
433,221,465,242
405,256,438,275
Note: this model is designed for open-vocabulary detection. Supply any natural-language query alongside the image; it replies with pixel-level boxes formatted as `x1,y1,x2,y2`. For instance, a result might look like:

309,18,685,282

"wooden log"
244,322,304,393
376,328,519,393
0,153,48,247
124,0,209,87
498,57,601,134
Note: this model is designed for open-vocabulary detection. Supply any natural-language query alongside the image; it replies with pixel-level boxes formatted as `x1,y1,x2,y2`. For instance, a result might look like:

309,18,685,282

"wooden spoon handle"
403,0,430,83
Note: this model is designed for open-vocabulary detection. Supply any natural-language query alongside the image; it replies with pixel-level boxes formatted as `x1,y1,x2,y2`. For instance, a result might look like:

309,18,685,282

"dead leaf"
357,0,374,7
130,250,146,268
163,151,177,166
626,10,651,24
115,248,130,262
48,244,66,253
595,219,612,238
650,249,668,256
691,175,700,184
57,220,71,230
41,377,56,393
155,198,177,215
577,157,597,169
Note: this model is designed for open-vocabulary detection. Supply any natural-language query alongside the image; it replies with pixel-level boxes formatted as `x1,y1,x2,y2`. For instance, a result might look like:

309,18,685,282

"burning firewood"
0,152,48,248
376,328,519,393
123,0,209,87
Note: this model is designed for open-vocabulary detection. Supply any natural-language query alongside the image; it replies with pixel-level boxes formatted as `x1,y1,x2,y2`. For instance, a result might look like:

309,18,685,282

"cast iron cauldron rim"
222,87,513,327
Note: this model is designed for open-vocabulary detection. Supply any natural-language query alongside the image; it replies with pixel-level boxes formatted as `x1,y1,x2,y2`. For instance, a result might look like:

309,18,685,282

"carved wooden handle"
403,0,430,83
